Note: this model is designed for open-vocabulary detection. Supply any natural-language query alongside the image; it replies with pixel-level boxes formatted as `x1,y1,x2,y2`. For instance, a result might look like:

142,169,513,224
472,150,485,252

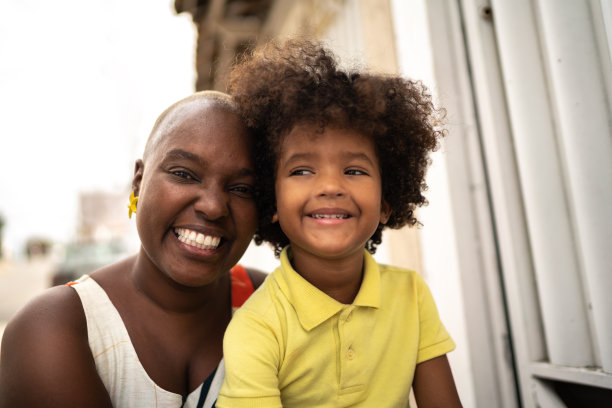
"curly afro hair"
229,39,445,257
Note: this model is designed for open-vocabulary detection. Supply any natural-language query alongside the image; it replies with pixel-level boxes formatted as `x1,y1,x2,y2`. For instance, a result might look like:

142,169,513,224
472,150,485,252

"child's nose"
316,174,345,197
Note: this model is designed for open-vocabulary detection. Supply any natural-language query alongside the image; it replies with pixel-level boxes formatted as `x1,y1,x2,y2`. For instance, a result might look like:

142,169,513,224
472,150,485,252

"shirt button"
346,311,353,322
347,348,355,360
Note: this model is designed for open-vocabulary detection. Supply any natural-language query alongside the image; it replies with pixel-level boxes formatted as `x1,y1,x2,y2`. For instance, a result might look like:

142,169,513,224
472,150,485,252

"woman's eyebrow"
163,148,206,166
234,167,256,179
163,148,255,178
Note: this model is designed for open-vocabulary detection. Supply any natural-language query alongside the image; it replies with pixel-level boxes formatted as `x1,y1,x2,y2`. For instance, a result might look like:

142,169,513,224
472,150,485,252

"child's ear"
271,212,279,223
379,200,392,225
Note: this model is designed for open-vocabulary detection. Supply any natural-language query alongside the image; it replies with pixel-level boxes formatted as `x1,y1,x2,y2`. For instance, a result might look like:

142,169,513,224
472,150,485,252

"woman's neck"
130,250,231,316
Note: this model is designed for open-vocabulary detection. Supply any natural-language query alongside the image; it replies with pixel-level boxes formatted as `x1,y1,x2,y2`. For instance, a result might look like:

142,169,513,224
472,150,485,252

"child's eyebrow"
282,151,377,166
282,152,316,166
340,151,377,166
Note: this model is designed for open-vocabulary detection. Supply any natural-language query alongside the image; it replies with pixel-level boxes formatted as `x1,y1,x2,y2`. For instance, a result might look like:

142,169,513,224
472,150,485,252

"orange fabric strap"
230,264,255,308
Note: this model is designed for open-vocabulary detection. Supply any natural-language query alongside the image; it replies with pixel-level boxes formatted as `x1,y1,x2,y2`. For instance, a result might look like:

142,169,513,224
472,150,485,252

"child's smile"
309,210,350,220
306,207,352,227
273,124,390,266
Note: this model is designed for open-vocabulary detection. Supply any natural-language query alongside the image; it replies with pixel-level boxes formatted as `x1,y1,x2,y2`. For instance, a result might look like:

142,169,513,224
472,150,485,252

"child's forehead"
278,124,378,160
281,123,369,144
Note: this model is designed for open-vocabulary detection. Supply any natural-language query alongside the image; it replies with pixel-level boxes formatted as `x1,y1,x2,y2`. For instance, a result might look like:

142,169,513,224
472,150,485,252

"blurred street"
0,257,54,347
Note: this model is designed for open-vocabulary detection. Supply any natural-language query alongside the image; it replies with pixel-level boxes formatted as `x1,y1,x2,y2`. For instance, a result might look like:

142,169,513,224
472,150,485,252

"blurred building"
77,191,133,243
174,0,272,91
46,191,136,286
176,1,612,406
0,213,5,258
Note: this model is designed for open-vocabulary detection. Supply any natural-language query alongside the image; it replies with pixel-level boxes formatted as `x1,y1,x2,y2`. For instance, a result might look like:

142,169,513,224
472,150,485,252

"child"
217,40,462,407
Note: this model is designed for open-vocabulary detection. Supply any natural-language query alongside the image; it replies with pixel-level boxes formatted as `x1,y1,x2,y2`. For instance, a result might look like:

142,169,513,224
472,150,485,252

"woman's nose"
194,185,230,220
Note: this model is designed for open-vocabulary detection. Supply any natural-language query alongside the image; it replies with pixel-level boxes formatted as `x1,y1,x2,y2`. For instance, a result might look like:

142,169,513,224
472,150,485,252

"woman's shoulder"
3,283,87,342
0,284,113,407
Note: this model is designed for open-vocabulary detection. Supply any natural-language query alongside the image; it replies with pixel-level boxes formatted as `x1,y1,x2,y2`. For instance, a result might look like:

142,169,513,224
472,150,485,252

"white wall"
390,1,475,406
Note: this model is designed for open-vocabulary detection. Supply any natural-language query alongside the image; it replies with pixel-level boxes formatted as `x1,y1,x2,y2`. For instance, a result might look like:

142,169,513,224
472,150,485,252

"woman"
0,91,266,407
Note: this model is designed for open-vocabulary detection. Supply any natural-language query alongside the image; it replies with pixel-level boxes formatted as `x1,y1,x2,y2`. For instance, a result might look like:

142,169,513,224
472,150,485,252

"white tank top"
70,274,224,408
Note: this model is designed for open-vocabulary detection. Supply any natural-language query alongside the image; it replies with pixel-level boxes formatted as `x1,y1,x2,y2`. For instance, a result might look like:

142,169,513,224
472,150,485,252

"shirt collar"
274,247,381,331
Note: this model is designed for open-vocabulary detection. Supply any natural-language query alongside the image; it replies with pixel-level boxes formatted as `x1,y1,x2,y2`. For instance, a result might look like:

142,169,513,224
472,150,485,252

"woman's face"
134,102,257,287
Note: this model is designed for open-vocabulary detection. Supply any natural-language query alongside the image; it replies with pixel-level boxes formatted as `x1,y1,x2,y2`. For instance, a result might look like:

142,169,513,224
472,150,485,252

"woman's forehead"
145,102,247,160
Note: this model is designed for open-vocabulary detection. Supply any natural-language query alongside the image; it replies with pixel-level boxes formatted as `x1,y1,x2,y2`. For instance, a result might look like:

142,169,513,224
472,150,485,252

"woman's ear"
132,159,144,196
379,200,392,225
271,212,279,223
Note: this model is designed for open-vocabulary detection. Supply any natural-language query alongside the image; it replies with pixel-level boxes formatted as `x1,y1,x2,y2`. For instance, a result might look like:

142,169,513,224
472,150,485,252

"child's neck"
290,247,364,304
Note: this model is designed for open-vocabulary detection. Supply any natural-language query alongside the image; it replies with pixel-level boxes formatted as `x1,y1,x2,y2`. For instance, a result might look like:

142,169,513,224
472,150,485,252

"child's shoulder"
233,270,287,321
377,262,419,277
377,262,429,289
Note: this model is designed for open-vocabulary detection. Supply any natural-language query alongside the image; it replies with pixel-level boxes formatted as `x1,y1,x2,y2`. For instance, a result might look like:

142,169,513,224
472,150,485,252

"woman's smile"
174,227,221,250
135,102,257,287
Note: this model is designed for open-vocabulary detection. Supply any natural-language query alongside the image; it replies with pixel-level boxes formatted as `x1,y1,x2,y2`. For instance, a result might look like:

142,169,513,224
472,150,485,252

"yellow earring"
127,191,138,219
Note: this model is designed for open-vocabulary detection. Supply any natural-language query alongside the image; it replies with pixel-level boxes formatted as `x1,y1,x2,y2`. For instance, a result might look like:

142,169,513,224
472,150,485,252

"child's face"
272,124,390,263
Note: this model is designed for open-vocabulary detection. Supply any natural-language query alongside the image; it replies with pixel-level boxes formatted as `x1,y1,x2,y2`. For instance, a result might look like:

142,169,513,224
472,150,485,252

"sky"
0,0,444,274
0,0,196,257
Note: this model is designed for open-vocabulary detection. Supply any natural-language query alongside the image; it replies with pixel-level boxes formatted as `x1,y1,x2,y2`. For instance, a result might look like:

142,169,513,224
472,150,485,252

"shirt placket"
336,305,365,405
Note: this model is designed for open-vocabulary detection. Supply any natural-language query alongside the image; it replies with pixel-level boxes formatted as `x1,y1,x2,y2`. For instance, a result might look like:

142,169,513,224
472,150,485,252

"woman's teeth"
175,228,221,250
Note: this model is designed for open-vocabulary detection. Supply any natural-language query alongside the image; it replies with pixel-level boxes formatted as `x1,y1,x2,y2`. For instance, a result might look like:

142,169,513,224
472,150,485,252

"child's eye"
345,169,368,176
290,169,314,176
230,185,255,198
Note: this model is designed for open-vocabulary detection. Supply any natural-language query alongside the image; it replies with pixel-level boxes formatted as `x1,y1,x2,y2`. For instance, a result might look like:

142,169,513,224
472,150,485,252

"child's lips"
307,208,352,219
309,213,350,219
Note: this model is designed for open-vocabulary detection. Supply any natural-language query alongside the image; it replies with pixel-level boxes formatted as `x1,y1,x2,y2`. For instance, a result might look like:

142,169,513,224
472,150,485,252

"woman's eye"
230,185,255,198
171,170,195,180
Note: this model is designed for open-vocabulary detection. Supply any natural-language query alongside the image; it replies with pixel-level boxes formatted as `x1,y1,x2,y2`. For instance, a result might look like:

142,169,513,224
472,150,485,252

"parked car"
50,240,129,286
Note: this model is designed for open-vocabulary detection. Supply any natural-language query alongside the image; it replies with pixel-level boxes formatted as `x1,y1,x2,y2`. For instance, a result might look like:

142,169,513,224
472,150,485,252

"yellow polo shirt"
217,248,455,407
